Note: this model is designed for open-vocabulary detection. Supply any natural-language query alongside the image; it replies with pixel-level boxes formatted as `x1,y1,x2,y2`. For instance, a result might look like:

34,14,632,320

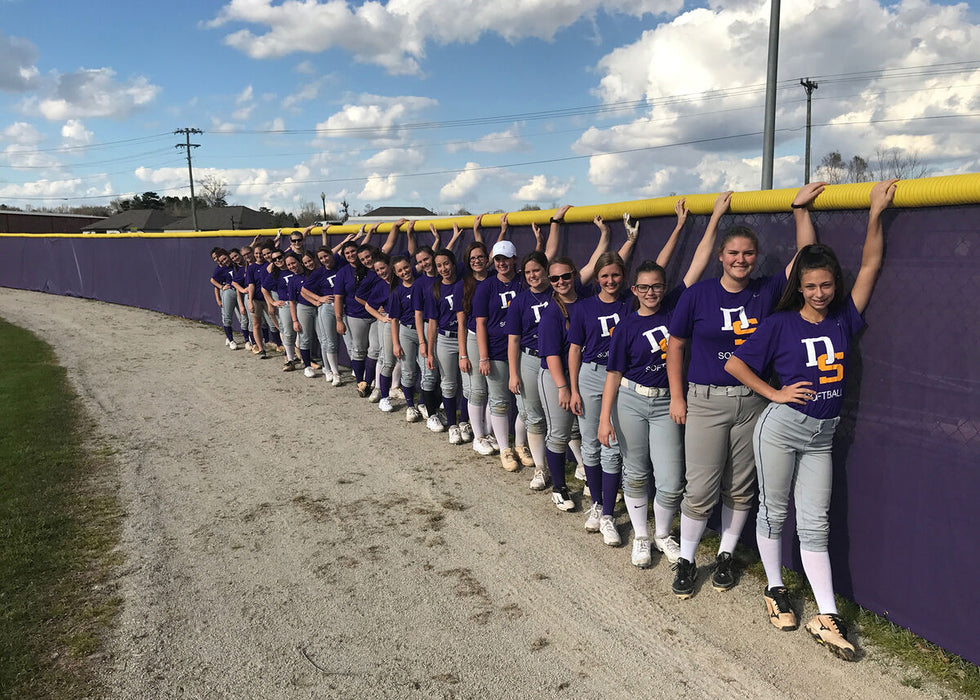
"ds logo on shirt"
801,336,843,384
642,326,670,360
531,301,549,323
720,306,758,345
598,313,621,338
498,291,517,308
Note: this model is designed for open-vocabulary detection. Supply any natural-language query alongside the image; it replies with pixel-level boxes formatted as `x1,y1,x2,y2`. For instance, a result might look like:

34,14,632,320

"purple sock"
223,326,234,342
262,326,270,343
300,348,311,367
364,358,377,385
401,384,416,407
601,470,622,517
422,389,441,416
352,359,366,382
459,400,470,422
379,374,392,398
271,330,282,346
241,330,250,343
442,395,457,426
546,449,568,491
584,464,603,506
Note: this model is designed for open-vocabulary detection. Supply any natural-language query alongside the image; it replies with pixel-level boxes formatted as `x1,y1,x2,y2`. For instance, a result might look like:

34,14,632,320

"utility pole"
801,78,818,184
175,128,202,231
761,0,781,190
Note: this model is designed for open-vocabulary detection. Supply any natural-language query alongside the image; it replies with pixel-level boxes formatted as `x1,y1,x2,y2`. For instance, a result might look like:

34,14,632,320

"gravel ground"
0,289,958,699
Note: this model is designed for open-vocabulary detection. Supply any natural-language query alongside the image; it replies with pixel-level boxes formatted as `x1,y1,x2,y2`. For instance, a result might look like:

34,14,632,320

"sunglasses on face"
634,284,665,294
290,238,302,243
272,256,284,262
548,272,573,283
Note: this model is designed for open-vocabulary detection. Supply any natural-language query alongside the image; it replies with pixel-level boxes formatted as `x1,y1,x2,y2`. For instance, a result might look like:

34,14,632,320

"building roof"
163,206,278,231
345,205,438,226
82,209,179,232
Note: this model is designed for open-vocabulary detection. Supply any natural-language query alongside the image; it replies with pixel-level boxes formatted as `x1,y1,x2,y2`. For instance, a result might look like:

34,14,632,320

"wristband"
550,217,562,223
791,202,808,209
460,355,468,360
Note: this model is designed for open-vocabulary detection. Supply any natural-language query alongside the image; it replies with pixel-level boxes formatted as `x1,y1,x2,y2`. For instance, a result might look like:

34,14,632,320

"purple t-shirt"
359,274,391,313
538,298,577,372
335,265,376,319
413,275,438,320
303,266,340,297
425,279,464,333
287,271,309,305
733,298,865,419
568,293,631,365
388,282,416,328
606,285,685,388
211,265,233,286
473,275,522,360
668,275,786,386
505,288,553,351
272,270,296,301
230,265,248,289
245,262,266,297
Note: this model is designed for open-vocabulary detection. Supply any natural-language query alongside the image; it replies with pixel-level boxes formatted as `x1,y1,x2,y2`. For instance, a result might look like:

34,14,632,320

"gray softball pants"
273,297,296,351
398,325,421,387
680,383,767,520
315,302,339,356
236,296,252,332
297,304,317,351
435,333,461,398
516,351,546,434
754,402,839,552
420,320,439,391
576,361,622,474
613,382,683,506
538,366,576,454
219,288,237,326
462,334,487,405
379,320,395,376
347,316,375,361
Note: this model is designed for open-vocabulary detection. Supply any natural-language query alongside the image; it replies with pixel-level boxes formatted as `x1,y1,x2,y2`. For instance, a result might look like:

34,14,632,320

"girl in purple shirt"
664,184,823,600
228,248,252,348
209,249,238,350
389,255,423,422
425,250,467,445
724,180,897,660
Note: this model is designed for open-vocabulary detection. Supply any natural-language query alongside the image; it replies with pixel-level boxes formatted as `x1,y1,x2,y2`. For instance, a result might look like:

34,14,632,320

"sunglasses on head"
548,272,573,282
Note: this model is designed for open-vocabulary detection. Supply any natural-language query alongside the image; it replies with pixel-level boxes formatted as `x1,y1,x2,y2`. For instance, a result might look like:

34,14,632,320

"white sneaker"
368,387,382,403
228,340,237,350
448,425,462,445
574,463,586,481
529,469,548,491
632,536,653,568
499,448,520,472
379,397,394,412
584,502,602,532
472,436,495,456
389,387,403,400
583,484,591,499
323,370,334,383
331,374,342,387
405,406,422,423
245,341,253,352
419,404,430,419
427,415,445,433
485,434,500,452
514,445,534,467
551,488,575,512
458,421,474,443
303,366,316,378
653,534,682,564
599,515,621,546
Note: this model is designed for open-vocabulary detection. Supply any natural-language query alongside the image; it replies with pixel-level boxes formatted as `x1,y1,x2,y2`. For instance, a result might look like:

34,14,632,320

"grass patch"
0,317,123,698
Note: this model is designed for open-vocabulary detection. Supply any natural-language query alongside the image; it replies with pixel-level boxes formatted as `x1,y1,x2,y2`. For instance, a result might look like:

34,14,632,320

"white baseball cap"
491,240,518,259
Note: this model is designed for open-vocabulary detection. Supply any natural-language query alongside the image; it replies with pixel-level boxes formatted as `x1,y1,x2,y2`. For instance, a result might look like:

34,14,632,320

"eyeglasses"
290,238,302,243
633,283,665,294
548,272,573,283
469,254,487,262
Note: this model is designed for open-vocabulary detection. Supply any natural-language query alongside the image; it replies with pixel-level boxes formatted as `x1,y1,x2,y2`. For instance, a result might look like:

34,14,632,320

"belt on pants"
621,377,669,398
522,346,539,357
438,329,458,338
689,382,755,398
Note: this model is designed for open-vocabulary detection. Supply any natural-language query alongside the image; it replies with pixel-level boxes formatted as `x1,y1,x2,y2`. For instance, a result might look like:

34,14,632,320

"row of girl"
209,180,898,662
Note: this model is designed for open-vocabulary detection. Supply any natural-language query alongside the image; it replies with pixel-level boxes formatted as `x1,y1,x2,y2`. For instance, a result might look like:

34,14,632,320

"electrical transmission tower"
175,128,202,231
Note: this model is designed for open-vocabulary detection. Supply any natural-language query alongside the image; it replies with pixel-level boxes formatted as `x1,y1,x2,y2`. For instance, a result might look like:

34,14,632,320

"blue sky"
1,0,978,217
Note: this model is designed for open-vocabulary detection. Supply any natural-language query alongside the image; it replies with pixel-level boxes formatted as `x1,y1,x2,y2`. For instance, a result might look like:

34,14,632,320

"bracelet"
791,202,808,209
550,217,562,224
556,384,567,390
460,355,468,360
479,358,490,363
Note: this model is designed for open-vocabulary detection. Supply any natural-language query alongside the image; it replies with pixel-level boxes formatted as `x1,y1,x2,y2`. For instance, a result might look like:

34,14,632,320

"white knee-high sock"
326,352,340,376
624,495,649,539
526,432,546,469
514,415,527,448
652,501,677,540
719,505,750,554
680,514,707,562
489,413,510,450
801,549,838,615
467,401,486,436
757,534,784,588
392,362,401,389
568,438,584,467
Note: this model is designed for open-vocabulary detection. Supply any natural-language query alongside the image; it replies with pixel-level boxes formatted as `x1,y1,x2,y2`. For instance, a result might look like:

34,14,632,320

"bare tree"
815,151,868,184
870,148,929,180
199,176,229,208
295,202,321,226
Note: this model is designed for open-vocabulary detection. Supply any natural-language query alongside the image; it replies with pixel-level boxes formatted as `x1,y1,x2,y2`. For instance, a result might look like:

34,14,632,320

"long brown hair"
549,257,579,329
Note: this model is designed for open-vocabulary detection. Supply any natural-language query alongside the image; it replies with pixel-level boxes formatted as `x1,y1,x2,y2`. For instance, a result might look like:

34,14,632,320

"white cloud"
282,80,321,110
446,126,530,154
295,60,315,74
23,68,160,121
207,0,683,75
364,147,423,170
236,85,254,104
2,122,43,146
440,162,485,201
359,173,398,200
0,122,61,170
317,94,438,141
0,32,39,91
61,119,94,147
514,174,572,201
0,177,84,199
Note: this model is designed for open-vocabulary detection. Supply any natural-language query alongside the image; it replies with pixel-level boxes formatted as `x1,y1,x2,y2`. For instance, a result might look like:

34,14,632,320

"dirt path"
0,289,951,699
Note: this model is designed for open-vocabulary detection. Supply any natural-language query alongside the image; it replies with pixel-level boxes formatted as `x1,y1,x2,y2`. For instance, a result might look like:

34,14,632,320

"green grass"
0,318,123,698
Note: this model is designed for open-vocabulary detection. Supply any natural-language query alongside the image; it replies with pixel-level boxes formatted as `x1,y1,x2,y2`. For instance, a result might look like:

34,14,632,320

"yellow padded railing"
3,173,978,239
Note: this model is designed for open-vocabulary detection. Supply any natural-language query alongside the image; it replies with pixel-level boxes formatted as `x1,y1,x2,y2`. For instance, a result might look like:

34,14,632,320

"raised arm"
531,222,544,253
495,213,509,245
851,179,897,313
580,215,611,285
681,192,730,287
446,222,463,253
617,212,640,265
405,220,417,258
332,231,355,255
380,218,406,255
786,181,826,277
472,214,484,244
362,222,380,249
544,204,570,262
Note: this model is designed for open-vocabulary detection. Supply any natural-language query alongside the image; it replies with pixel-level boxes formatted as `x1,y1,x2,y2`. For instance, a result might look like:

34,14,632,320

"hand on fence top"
792,181,827,208
392,218,408,228
555,204,571,221
500,213,508,229
594,215,609,233
712,191,733,218
870,179,899,213
674,197,689,225
473,214,483,229
623,213,639,241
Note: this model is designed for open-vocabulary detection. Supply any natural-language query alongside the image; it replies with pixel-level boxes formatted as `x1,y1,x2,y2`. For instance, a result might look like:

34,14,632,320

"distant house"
163,206,278,232
82,209,179,233
0,209,103,234
345,206,437,226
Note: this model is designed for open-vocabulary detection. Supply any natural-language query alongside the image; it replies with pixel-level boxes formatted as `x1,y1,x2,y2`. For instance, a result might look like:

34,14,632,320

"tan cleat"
500,448,520,472
805,614,856,661
763,586,798,631
513,444,535,467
